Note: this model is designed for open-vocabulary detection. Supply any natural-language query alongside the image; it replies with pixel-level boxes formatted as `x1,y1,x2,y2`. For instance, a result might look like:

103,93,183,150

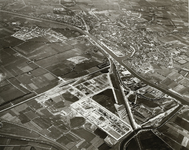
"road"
0,120,68,150
0,79,76,113
120,86,138,130
0,10,85,32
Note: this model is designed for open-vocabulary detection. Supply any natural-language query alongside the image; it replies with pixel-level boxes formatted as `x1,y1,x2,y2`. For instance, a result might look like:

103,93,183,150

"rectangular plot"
33,117,51,129
175,116,189,131
29,45,57,60
43,73,56,81
47,126,62,139
8,78,29,93
16,42,45,55
72,128,95,142
36,55,59,68
57,133,79,145
24,111,38,120
31,67,47,76
0,84,24,103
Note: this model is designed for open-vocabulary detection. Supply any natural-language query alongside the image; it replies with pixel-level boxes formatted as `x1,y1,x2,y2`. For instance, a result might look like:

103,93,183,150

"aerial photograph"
0,0,189,150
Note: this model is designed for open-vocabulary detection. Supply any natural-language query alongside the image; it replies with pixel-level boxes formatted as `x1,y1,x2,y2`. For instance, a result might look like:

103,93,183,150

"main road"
109,59,137,130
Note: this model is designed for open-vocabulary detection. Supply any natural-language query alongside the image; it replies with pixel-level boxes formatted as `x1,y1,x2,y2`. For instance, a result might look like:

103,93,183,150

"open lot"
70,117,85,128
62,91,79,102
92,89,117,114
